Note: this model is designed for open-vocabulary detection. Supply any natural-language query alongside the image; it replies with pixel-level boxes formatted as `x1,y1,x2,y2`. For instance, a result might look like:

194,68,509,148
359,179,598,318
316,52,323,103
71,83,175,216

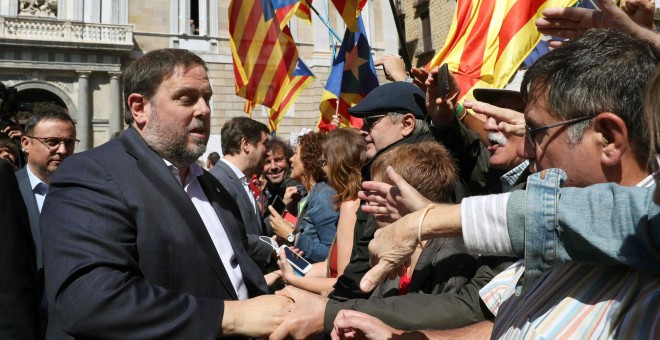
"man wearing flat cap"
329,82,437,302
265,81,489,339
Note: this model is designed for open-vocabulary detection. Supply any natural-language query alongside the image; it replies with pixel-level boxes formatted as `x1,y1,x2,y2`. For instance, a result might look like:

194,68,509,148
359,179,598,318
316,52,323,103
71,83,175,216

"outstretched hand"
374,54,408,82
269,286,327,339
359,211,420,293
359,166,431,224
535,0,640,48
331,310,401,340
425,65,461,128
463,100,525,137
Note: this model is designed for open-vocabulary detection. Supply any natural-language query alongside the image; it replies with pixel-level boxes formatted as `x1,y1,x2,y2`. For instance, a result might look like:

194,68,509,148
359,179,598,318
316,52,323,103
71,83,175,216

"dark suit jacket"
209,160,274,270
324,253,516,333
41,128,267,339
16,166,48,337
16,167,42,269
0,160,40,339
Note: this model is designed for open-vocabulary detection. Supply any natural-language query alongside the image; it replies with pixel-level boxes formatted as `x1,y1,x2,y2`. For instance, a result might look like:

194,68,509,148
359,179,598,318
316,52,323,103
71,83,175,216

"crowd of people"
2,0,660,338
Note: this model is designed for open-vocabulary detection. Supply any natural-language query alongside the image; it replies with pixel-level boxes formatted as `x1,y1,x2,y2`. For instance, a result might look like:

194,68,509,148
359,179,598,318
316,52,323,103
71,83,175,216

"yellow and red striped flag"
331,0,367,32
296,0,313,24
426,0,577,102
229,0,301,119
268,57,315,132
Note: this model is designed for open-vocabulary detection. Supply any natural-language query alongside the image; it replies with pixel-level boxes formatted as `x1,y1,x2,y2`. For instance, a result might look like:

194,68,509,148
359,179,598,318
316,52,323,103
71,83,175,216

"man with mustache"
40,49,291,339
466,88,528,192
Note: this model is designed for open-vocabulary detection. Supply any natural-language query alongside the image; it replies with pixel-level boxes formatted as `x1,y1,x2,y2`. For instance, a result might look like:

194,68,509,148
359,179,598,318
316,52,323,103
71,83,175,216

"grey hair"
522,29,656,155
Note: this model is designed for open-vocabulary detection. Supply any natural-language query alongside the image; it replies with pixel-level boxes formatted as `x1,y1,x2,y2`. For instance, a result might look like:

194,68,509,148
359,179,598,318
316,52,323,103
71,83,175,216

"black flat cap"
348,82,427,119
473,88,526,112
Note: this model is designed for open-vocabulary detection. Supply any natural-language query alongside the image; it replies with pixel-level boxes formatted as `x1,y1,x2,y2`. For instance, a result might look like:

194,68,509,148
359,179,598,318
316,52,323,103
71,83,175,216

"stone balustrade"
0,16,133,48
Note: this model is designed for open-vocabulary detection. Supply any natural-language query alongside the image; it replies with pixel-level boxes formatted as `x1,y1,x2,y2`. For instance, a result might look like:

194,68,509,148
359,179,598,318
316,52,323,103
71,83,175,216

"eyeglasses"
525,114,596,149
25,136,79,150
362,115,387,132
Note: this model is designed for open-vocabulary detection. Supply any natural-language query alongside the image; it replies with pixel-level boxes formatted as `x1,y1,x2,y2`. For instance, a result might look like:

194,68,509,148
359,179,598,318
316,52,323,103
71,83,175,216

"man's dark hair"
220,117,269,156
121,49,207,126
207,151,220,166
24,109,75,136
265,137,294,165
521,28,656,158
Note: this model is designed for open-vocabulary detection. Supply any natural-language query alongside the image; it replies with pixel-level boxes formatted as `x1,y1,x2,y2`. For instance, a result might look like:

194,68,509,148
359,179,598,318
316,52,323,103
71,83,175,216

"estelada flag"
318,15,378,131
271,0,304,29
331,0,367,32
268,56,315,133
230,0,301,115
426,0,577,101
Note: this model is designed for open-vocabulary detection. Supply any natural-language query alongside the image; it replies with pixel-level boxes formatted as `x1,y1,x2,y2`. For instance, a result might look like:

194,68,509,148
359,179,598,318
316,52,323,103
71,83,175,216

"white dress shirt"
165,160,248,300
26,165,48,213
220,158,257,214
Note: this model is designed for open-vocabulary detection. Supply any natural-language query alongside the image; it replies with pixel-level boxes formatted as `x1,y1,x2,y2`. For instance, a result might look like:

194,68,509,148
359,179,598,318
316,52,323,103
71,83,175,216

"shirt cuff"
461,193,515,256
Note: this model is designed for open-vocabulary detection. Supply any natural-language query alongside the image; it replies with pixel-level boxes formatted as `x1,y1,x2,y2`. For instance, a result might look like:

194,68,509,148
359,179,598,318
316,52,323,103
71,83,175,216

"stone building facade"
0,0,439,156
395,0,456,67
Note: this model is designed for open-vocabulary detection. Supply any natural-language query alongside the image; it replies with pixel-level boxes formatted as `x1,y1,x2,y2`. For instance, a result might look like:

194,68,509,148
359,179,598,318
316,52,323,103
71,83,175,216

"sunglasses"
362,115,387,131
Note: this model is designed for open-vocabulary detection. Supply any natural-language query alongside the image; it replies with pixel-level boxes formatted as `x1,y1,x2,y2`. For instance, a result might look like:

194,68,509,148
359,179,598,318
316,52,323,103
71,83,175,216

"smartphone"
259,235,279,251
258,236,312,276
271,195,287,215
283,246,312,275
437,63,451,98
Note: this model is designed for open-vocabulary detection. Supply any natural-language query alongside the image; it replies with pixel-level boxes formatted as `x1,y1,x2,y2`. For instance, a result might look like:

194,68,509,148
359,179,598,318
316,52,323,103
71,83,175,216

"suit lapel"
16,168,42,269
408,238,445,292
217,162,258,221
199,172,268,296
121,129,239,299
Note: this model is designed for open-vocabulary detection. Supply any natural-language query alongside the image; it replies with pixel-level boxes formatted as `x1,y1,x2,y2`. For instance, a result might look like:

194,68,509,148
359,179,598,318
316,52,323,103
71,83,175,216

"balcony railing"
0,16,133,50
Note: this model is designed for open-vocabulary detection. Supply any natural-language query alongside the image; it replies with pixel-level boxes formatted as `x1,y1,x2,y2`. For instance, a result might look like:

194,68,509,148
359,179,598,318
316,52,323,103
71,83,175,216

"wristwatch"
286,232,295,243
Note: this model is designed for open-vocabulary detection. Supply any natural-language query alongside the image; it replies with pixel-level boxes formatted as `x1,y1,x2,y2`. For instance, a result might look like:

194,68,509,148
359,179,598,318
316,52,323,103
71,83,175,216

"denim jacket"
294,181,339,263
505,168,660,288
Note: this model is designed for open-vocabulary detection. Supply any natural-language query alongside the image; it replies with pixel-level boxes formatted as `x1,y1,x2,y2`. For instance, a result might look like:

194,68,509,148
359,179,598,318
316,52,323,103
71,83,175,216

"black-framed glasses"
362,115,387,132
25,136,79,150
525,114,596,148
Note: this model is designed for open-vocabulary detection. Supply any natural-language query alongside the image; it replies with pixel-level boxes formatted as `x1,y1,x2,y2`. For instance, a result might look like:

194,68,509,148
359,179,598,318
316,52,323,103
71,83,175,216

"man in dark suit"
210,117,274,272
41,48,291,339
0,159,40,339
16,110,76,273
16,109,77,336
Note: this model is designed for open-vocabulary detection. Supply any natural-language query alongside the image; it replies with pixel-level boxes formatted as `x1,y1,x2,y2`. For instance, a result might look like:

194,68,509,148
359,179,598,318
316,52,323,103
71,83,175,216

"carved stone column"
108,72,123,135
77,71,92,151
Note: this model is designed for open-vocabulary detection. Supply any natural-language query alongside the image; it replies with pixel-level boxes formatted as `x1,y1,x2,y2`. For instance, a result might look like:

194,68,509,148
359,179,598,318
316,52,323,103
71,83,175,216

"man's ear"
593,112,628,167
241,137,251,154
401,113,416,137
128,93,148,126
20,135,30,156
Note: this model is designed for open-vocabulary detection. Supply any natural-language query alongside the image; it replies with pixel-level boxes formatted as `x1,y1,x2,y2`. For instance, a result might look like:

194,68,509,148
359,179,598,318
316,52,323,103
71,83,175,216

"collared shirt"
26,164,48,212
165,160,248,300
220,158,257,214
479,176,659,339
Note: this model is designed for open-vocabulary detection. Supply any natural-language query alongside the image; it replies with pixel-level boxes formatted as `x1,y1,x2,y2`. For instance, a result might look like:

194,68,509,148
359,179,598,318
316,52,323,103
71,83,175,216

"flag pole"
387,0,412,71
304,0,342,43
